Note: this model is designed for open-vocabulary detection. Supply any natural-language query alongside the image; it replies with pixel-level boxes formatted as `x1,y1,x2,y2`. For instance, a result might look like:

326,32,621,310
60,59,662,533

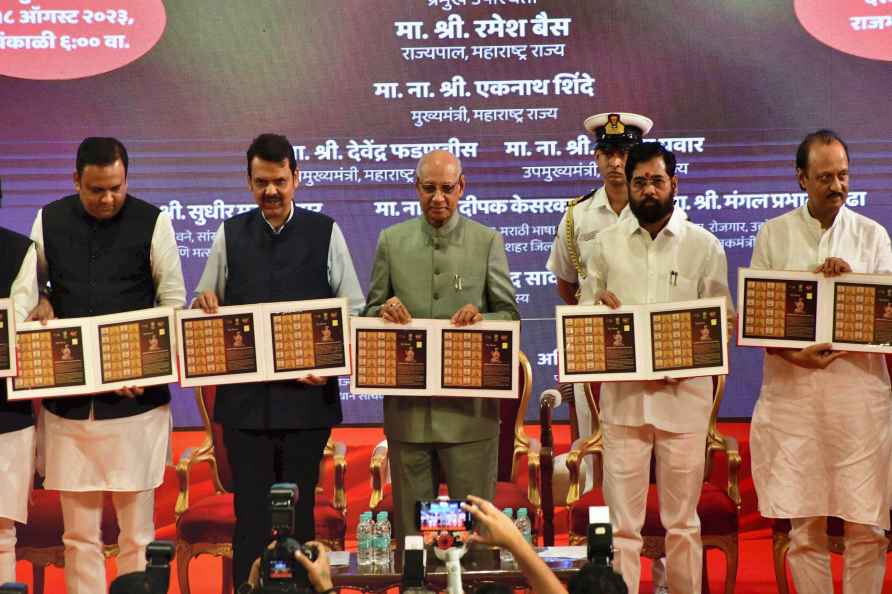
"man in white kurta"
28,137,186,594
749,129,892,594
580,141,732,594
0,229,39,583
547,112,653,503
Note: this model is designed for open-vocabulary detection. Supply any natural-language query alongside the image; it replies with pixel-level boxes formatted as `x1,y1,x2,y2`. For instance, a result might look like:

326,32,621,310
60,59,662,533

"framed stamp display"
0,299,17,378
738,268,892,353
176,298,350,387
556,297,729,382
350,318,520,398
7,307,177,399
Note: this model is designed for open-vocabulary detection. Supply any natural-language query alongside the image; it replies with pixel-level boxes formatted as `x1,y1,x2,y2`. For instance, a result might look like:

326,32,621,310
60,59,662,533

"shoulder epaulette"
568,188,597,208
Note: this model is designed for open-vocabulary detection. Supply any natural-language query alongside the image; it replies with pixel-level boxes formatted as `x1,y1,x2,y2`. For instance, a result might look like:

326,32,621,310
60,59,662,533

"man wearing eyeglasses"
193,133,364,587
364,149,519,540
579,141,731,594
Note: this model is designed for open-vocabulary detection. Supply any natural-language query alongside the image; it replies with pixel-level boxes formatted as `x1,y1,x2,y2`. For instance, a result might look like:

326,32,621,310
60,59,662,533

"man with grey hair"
364,149,519,540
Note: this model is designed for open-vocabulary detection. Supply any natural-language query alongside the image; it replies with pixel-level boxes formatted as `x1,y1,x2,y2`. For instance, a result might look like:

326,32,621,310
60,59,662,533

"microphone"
539,388,562,408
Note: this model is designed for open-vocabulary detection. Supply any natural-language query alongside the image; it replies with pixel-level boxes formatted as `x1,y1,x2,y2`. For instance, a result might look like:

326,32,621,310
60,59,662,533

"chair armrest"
565,433,603,506
175,440,218,520
705,426,742,509
330,440,348,513
722,434,742,508
369,440,389,509
526,437,541,508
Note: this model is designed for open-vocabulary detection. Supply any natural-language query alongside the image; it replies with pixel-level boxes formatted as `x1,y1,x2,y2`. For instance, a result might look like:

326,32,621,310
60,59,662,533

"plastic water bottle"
499,508,514,565
515,508,532,546
374,511,391,567
358,511,375,567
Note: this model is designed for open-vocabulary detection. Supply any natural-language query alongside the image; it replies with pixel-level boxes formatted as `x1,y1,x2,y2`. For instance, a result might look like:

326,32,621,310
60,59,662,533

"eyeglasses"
418,178,461,197
630,176,669,191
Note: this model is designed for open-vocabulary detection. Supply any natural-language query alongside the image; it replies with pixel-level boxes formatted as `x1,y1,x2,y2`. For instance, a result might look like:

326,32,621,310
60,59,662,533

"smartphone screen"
416,499,472,532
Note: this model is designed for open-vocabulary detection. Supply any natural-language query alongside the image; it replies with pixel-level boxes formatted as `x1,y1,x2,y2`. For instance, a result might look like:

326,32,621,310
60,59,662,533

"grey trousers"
389,436,498,542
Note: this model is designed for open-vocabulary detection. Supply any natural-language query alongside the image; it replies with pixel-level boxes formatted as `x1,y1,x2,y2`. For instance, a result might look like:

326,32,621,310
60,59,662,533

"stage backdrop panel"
2,0,890,426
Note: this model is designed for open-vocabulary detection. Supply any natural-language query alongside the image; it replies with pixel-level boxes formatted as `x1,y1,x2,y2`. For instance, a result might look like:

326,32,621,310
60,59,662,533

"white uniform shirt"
547,187,632,284
750,204,892,527
580,207,732,434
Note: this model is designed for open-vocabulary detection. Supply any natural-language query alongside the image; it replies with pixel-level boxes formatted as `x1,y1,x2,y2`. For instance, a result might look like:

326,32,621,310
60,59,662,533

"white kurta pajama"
0,244,39,584
30,209,185,594
581,208,732,594
750,204,892,593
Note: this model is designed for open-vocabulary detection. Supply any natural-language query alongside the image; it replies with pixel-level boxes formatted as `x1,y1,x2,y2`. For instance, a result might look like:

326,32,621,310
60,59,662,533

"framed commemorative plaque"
176,298,350,388
0,299,16,378
7,307,177,399
557,297,729,382
350,318,520,398
739,268,892,353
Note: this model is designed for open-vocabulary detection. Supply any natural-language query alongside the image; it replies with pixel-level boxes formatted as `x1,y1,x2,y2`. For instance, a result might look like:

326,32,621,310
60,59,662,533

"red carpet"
13,423,892,593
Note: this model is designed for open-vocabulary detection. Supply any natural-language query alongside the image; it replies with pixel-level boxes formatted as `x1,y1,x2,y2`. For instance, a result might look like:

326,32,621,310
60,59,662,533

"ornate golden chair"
368,352,542,538
562,376,741,594
174,386,347,594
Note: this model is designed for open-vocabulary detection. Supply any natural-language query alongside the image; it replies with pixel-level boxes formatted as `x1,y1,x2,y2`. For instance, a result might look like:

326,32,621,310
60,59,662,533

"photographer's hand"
462,495,525,550
295,541,335,593
463,495,568,594
241,556,263,593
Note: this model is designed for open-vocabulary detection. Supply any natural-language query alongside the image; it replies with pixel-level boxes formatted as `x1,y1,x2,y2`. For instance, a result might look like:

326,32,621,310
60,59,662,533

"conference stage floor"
13,423,892,593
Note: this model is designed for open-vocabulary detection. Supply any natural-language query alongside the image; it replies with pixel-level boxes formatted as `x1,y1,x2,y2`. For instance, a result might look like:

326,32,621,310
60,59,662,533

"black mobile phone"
415,499,473,532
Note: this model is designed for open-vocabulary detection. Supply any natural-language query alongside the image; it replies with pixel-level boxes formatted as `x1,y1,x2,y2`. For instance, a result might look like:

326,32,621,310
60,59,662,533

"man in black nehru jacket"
0,225,38,584
193,133,364,587
29,137,186,594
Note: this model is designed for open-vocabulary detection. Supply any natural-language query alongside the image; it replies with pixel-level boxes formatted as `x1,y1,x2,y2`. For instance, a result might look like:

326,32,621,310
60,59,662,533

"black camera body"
259,483,318,593
261,537,319,592
587,522,614,567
